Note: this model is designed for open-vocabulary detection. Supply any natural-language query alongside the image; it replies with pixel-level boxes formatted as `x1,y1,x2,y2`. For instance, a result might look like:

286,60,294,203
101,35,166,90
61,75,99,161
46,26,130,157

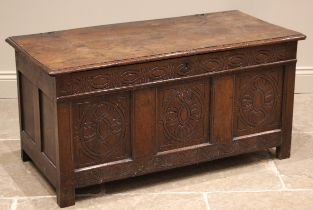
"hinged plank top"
6,10,305,75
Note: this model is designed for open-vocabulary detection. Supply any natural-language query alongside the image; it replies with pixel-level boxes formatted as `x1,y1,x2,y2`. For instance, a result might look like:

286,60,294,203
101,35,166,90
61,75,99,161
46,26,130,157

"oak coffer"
6,10,306,207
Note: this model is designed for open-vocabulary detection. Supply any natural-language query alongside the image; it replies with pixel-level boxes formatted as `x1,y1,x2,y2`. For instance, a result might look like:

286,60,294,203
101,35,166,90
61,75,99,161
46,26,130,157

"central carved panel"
162,88,202,141
157,80,209,151
72,93,131,168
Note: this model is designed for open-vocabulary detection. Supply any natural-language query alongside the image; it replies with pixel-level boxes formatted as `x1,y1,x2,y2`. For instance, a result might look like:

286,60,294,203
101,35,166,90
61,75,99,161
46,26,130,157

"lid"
6,10,306,75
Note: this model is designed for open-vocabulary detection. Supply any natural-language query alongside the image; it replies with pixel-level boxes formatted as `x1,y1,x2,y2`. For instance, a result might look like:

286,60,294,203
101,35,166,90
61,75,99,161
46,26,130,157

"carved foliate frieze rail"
57,42,296,97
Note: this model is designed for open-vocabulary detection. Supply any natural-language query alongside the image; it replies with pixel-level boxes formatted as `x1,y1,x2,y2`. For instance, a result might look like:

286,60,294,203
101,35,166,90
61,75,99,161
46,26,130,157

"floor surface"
0,94,313,210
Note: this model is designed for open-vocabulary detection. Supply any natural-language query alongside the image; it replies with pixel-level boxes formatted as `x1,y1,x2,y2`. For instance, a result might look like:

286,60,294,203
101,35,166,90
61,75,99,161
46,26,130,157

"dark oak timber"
276,63,297,159
6,10,306,207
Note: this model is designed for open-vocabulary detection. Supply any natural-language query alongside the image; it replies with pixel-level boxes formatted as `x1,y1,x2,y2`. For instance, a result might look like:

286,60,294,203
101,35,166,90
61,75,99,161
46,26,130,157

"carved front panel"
157,80,209,151
234,67,283,137
72,93,131,168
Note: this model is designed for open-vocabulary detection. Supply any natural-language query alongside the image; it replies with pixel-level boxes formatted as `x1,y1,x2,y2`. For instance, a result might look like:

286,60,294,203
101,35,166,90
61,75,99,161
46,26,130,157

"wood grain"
132,88,156,159
6,10,305,74
6,10,305,208
211,75,234,145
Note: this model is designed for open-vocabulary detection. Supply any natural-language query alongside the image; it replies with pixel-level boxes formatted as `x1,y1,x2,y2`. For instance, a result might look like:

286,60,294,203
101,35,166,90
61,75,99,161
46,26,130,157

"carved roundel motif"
239,75,277,127
162,88,202,141
77,101,126,160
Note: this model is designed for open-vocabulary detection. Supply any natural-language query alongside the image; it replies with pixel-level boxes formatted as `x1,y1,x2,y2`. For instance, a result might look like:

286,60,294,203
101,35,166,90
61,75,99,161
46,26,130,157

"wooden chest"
6,10,306,207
